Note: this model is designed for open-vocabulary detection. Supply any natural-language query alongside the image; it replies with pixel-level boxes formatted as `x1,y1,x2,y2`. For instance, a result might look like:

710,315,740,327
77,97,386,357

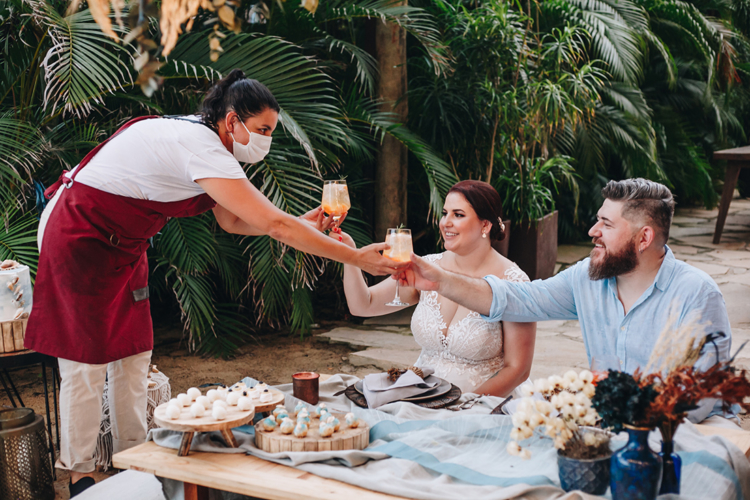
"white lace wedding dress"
411,253,530,395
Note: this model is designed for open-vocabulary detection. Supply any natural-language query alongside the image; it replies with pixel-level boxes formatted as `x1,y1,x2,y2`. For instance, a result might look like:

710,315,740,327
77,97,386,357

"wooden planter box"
491,219,512,257
507,211,558,280
0,319,27,353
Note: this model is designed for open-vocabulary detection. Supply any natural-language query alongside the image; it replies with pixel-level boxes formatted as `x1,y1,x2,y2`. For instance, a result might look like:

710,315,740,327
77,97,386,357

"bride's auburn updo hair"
447,180,506,242
200,69,280,132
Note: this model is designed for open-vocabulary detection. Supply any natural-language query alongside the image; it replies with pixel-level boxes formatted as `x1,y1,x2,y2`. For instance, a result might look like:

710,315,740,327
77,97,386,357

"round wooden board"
345,383,462,409
252,388,286,414
154,403,254,432
254,413,369,453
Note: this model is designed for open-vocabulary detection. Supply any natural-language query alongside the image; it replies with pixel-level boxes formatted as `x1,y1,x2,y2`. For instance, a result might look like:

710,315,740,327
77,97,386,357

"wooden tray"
154,402,255,456
254,413,369,452
251,388,286,414
344,383,462,409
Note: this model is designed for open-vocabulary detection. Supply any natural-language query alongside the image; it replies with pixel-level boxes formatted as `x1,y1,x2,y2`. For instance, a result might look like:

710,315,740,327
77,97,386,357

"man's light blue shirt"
482,246,734,421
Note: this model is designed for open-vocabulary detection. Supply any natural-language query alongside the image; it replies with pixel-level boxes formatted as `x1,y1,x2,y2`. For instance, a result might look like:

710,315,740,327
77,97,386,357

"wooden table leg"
220,429,239,448
184,482,209,500
178,431,194,457
714,162,742,244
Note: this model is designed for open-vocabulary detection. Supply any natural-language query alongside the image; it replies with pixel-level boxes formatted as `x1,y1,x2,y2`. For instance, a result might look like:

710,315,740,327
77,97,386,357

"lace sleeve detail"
422,253,444,263
504,265,529,282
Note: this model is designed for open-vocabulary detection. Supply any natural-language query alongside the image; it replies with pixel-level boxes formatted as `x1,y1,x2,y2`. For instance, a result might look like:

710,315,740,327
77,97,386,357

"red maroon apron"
24,116,217,364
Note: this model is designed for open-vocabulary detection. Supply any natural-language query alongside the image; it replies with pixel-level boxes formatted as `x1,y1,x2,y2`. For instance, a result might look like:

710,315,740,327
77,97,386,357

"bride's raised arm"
331,230,420,317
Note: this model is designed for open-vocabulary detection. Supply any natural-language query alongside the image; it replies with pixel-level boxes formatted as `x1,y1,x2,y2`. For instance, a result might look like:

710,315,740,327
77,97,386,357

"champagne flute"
384,228,413,307
321,180,351,229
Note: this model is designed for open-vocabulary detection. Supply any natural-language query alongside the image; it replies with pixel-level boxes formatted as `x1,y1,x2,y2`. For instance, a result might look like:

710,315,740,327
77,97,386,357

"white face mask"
230,120,272,163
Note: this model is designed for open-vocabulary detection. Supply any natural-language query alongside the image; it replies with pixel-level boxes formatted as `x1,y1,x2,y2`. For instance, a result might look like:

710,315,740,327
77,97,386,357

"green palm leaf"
35,2,133,117
0,206,40,276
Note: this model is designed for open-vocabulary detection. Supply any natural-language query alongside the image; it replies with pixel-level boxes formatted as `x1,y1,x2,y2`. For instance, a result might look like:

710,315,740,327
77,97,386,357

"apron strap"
45,115,160,199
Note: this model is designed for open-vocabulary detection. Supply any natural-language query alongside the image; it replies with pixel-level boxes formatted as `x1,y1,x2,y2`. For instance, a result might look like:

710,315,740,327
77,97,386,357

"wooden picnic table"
713,146,750,243
113,441,404,500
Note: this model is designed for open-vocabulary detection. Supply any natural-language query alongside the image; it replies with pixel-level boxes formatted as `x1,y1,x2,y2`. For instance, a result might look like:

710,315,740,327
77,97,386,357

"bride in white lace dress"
332,180,537,396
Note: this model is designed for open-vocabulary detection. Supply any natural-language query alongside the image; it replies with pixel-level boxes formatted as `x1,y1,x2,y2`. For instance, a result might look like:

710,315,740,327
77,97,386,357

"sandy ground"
1,323,378,499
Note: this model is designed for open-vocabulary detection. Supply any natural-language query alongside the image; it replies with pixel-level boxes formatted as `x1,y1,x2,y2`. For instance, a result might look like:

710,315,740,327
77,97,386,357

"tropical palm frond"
0,117,40,204
34,1,133,118
0,206,39,276
315,0,451,76
154,215,218,274
197,303,254,357
307,27,379,94
547,0,644,83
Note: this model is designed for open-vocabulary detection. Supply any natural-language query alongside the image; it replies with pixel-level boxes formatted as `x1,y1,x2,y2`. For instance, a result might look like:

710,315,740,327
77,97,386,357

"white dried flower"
569,379,585,393
507,441,522,456
512,411,530,428
546,425,559,438
520,449,532,460
550,394,563,409
534,378,552,394
562,406,576,419
510,427,523,441
534,400,553,416
550,375,565,392
518,399,535,414
574,404,588,418
521,384,535,398
583,413,598,426
554,437,567,449
563,370,579,383
579,370,594,384
582,382,596,399
561,392,576,407
574,393,590,407
583,432,598,446
529,413,546,428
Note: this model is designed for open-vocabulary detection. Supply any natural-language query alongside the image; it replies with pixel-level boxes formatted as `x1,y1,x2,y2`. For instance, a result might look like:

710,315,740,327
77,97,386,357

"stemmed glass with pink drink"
384,228,413,306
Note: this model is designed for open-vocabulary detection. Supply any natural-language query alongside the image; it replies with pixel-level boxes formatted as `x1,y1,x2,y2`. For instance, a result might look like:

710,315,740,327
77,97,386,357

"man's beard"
588,236,638,280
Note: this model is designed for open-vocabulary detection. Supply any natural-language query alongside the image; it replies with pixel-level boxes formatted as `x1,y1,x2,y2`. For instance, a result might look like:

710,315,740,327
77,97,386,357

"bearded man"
403,178,737,426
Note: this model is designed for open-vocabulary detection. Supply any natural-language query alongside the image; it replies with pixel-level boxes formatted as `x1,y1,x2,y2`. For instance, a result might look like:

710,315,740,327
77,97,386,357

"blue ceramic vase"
659,439,681,494
558,451,611,495
610,425,662,500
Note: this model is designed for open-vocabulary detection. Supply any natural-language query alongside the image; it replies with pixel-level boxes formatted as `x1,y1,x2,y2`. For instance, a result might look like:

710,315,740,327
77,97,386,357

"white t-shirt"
68,115,246,202
39,116,246,251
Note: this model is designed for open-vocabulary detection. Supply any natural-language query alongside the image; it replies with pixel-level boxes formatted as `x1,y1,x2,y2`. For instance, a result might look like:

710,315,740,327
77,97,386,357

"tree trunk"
374,1,408,242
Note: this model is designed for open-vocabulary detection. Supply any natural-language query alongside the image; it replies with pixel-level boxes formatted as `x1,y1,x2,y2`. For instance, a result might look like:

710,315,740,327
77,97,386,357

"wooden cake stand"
254,413,369,453
154,403,255,456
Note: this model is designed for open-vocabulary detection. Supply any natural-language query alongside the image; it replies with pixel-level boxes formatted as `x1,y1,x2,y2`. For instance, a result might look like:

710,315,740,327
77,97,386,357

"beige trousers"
57,351,152,472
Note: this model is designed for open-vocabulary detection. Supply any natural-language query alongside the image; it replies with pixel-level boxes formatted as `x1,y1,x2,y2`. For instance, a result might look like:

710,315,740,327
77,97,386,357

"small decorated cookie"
213,399,228,409
272,405,287,417
226,392,241,406
313,403,327,418
280,417,295,434
345,413,360,428
260,389,273,403
212,406,227,420
325,416,341,432
189,403,205,418
196,396,211,410
293,422,308,438
275,411,289,424
319,422,334,437
206,389,221,403
261,417,277,431
297,414,311,426
187,387,201,401
165,405,181,420
293,402,307,416
177,393,191,407
237,397,253,411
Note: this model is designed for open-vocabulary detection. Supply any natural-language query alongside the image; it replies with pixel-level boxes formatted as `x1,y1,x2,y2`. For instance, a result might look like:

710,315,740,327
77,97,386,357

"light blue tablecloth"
150,374,750,500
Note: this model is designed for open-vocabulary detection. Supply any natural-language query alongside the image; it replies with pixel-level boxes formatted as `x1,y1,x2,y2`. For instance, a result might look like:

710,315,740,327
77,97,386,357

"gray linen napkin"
363,368,437,408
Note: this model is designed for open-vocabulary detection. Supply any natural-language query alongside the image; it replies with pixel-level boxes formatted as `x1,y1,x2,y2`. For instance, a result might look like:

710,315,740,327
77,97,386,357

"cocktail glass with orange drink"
384,228,413,306
321,180,351,229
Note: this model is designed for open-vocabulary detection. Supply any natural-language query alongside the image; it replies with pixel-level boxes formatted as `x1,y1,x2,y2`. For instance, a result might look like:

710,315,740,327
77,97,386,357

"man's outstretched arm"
402,253,578,322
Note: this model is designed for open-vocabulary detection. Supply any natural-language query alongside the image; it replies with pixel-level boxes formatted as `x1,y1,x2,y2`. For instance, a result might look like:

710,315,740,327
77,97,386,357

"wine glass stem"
394,283,401,302
333,215,341,228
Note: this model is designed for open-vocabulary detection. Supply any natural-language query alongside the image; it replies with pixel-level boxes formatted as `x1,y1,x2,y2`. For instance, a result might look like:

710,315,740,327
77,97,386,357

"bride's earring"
482,231,487,239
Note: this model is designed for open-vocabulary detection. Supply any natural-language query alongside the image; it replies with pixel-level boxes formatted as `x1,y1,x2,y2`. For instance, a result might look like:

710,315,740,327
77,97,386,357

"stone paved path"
317,198,750,381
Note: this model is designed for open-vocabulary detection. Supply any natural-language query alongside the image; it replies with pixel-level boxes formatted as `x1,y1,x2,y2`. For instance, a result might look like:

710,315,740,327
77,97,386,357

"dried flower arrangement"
507,370,610,460
592,312,750,439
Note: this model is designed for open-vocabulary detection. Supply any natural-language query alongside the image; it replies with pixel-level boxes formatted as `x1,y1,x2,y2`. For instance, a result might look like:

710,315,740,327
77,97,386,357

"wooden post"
178,431,194,457
183,482,209,500
374,0,409,241
220,429,238,448
713,162,743,243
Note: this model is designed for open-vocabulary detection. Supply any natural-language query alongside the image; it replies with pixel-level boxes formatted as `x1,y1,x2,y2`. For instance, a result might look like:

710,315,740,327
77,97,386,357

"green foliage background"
1,0,748,354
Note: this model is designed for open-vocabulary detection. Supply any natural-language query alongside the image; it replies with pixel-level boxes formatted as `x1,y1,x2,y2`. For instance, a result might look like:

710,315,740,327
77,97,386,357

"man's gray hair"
601,178,675,243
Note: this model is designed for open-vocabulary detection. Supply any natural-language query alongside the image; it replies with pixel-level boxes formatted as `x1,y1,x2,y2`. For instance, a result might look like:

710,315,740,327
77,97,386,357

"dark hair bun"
447,180,506,242
199,68,280,131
